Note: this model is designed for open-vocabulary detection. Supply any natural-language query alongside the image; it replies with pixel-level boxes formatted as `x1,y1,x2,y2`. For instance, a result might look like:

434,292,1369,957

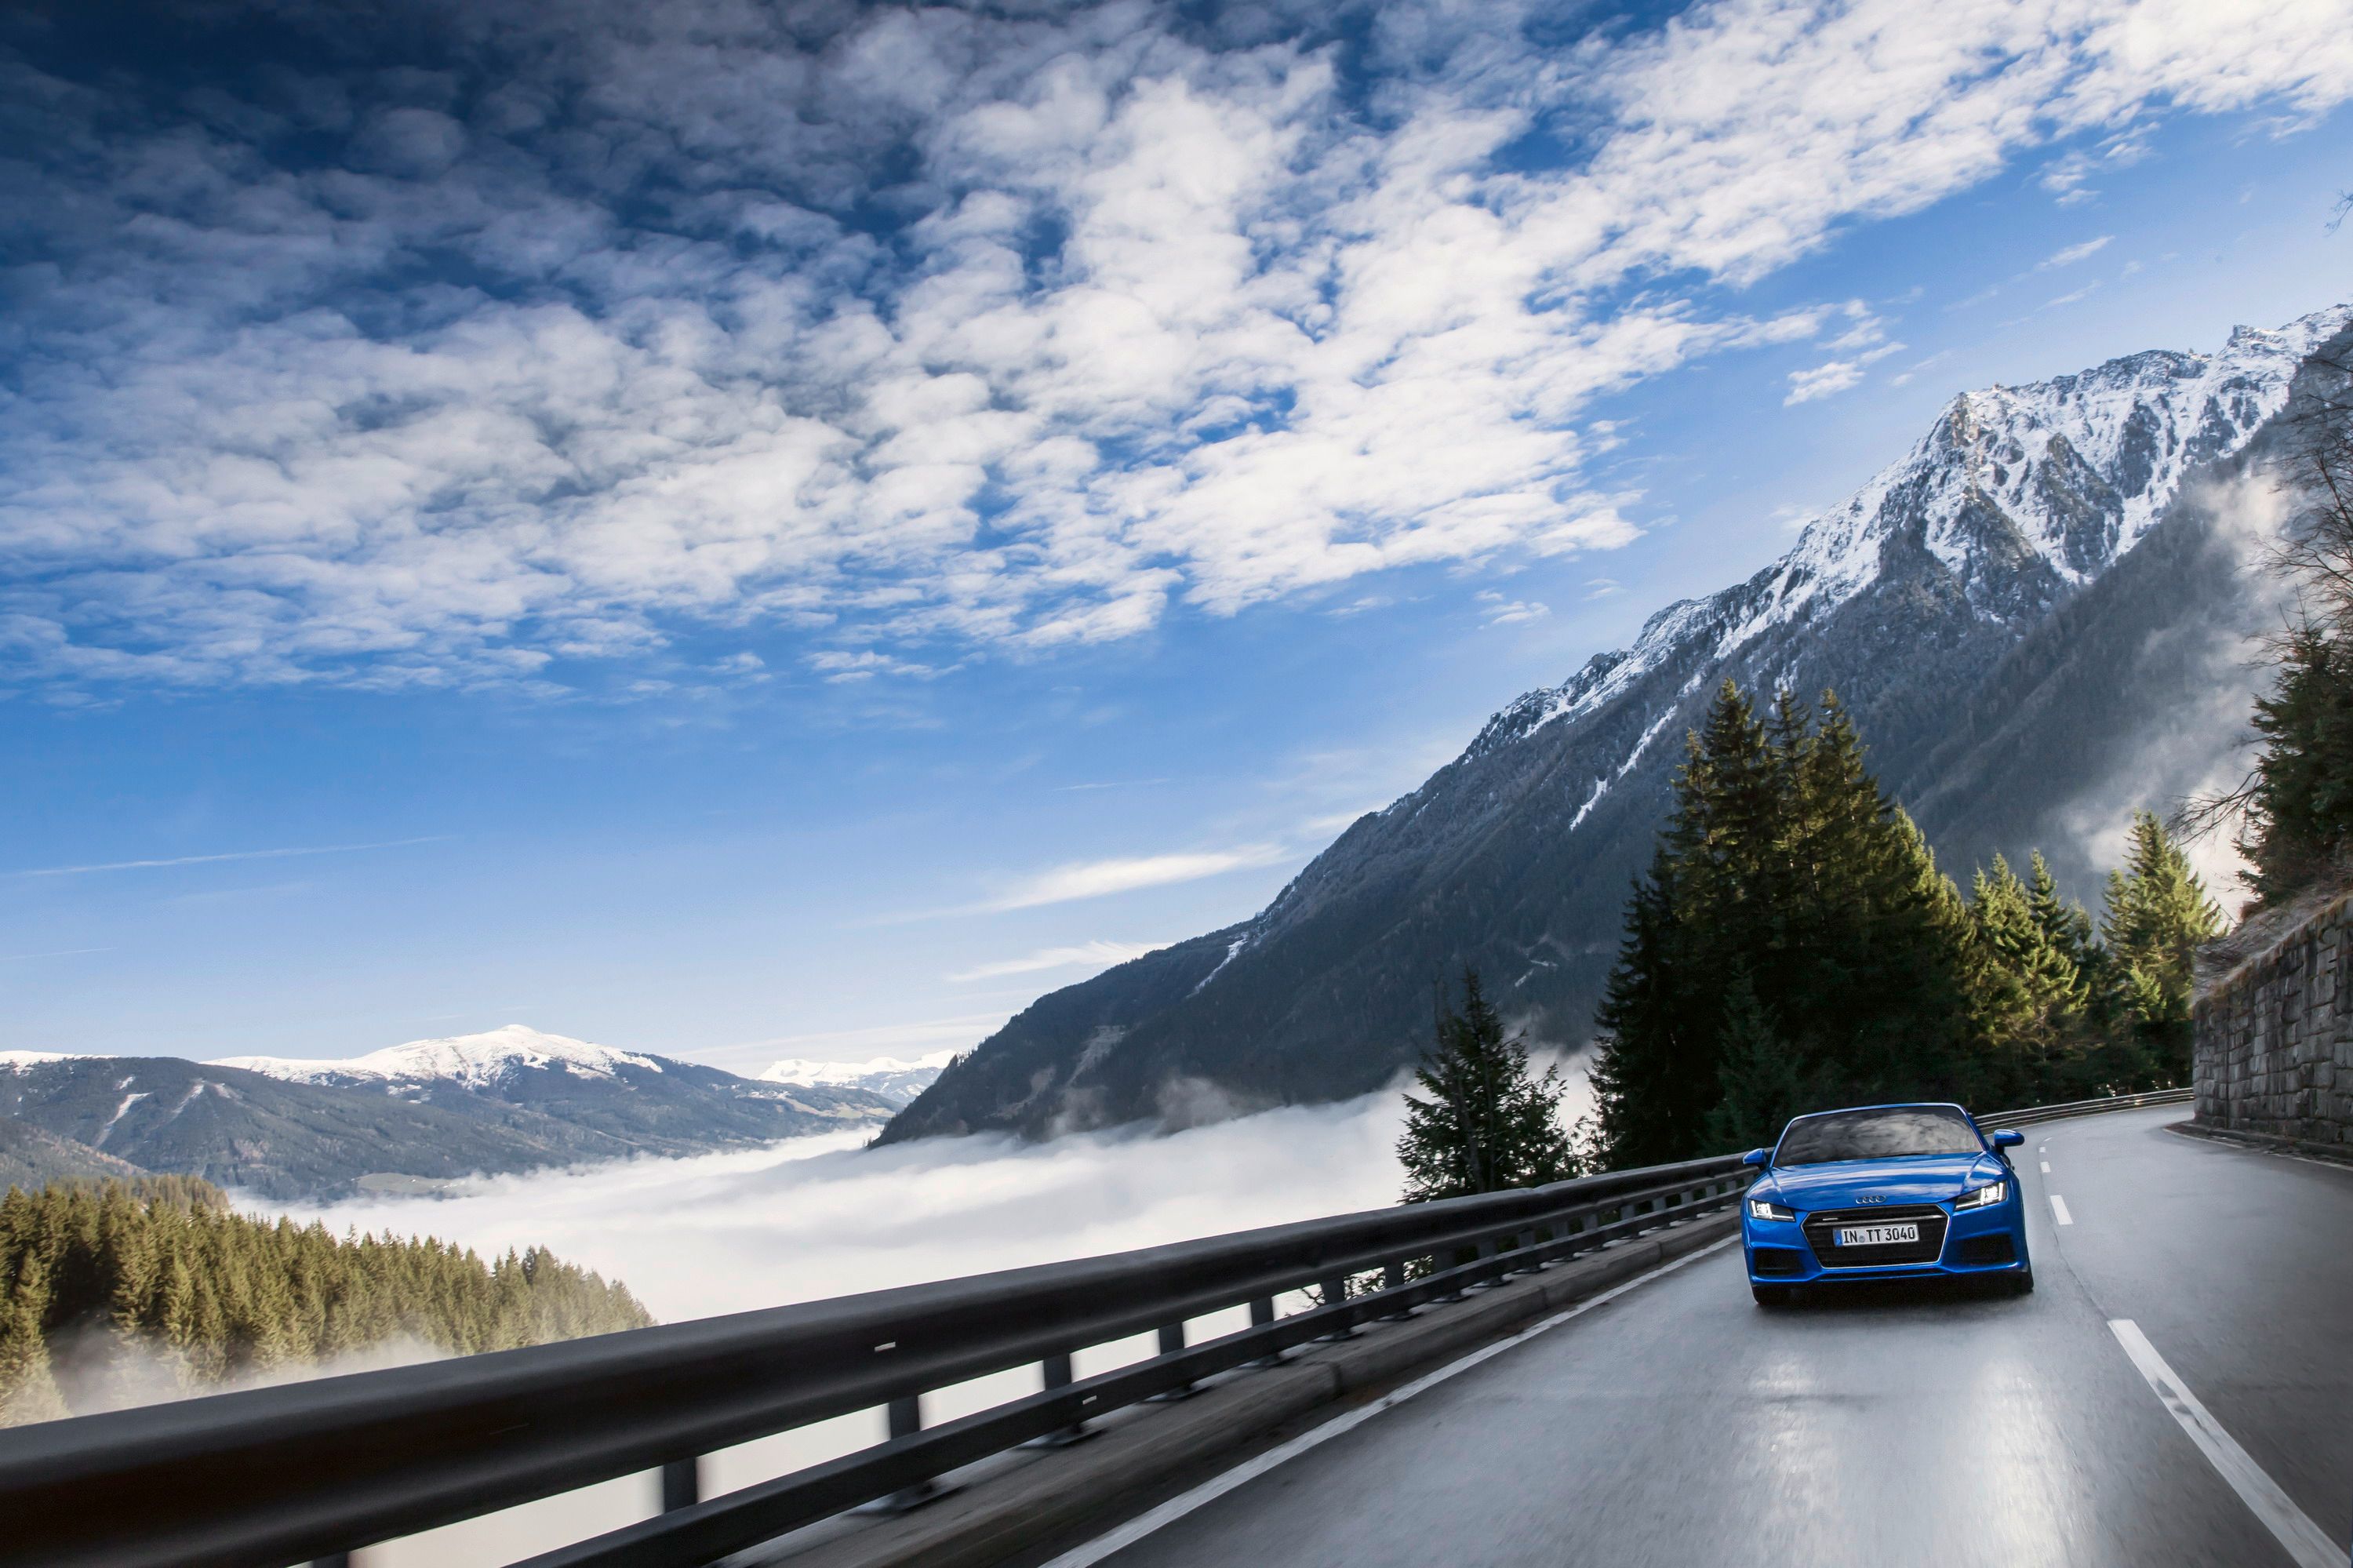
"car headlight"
1951,1180,2008,1211
1747,1196,1796,1222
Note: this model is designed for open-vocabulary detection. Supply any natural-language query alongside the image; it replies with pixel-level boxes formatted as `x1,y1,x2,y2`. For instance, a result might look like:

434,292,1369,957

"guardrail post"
1315,1271,1356,1340
1515,1227,1539,1270
1240,1296,1286,1366
1147,1322,1197,1401
1376,1258,1414,1320
1027,1352,1095,1446
660,1457,698,1512
876,1396,943,1511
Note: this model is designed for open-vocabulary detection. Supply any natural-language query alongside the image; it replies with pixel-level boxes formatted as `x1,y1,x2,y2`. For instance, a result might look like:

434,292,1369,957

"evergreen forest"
0,1176,651,1427
1589,682,2225,1169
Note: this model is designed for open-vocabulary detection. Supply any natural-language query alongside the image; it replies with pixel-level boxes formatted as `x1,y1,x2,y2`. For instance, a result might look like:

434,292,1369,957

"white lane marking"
1040,1236,1739,1568
2049,1194,2073,1225
2108,1319,2344,1568
2039,1161,2050,1173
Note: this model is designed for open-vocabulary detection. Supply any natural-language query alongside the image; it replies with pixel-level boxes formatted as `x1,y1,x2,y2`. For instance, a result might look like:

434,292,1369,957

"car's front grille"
1802,1204,1948,1268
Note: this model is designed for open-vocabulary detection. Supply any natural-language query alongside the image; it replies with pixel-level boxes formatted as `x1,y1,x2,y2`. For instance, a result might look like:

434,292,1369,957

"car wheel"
1751,1284,1792,1308
2011,1268,2035,1297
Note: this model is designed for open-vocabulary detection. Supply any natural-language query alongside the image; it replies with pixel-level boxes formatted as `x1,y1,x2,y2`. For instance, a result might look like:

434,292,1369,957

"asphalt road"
1076,1108,2353,1568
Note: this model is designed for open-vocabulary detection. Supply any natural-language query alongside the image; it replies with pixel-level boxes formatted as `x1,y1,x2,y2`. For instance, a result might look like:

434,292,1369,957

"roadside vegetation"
1585,682,2224,1169
0,1176,649,1427
1396,970,1578,1202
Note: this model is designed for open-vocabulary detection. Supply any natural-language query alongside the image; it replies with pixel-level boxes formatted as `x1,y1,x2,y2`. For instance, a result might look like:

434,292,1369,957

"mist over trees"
2195,355,2353,906
1396,970,1577,1202
1590,682,2224,1168
0,1177,650,1427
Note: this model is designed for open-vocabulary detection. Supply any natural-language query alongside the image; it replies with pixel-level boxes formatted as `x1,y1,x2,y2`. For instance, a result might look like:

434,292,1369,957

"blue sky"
2,0,2348,1070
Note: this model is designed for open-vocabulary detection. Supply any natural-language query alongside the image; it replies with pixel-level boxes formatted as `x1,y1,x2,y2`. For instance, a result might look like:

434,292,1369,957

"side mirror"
1991,1129,2024,1148
1740,1148,1771,1169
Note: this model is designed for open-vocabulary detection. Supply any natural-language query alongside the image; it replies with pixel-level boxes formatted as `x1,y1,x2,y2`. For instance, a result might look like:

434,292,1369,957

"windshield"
1774,1106,1983,1166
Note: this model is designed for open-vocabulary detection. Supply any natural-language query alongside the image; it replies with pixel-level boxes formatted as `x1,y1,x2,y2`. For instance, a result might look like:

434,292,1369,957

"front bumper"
1743,1199,2030,1284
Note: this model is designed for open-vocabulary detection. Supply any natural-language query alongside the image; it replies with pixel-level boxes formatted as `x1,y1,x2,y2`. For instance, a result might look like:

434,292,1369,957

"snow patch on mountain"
0,1051,71,1071
214,1024,663,1090
760,1050,957,1104
1472,304,2351,766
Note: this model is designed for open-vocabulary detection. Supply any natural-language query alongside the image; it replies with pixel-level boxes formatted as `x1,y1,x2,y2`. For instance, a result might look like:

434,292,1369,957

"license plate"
1834,1223,1920,1246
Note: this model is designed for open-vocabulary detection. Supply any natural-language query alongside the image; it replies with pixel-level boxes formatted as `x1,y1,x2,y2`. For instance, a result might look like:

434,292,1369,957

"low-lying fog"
286,1090,1415,1324
250,1060,1594,1565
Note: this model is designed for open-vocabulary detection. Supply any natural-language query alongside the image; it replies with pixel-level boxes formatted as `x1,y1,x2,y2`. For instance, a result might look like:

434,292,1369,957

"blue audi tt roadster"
1740,1102,2031,1305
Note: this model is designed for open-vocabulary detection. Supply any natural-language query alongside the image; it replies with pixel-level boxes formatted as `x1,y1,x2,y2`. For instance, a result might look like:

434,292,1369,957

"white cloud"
987,846,1289,911
4,0,2351,692
1478,595,1551,625
1784,340,1904,406
947,939,1166,982
6,837,446,879
2040,235,2114,268
806,649,950,683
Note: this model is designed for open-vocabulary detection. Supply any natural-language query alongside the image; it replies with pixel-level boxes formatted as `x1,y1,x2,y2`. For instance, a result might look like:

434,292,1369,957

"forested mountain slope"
884,304,2353,1146
2,1028,899,1199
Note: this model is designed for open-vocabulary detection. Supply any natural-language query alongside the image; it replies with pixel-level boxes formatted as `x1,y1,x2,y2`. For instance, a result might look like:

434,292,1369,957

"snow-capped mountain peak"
213,1024,662,1089
761,1050,957,1105
1467,303,2351,767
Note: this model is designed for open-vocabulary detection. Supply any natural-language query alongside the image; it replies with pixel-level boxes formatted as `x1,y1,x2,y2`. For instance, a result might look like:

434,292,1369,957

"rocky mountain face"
882,304,2353,1147
1,1028,899,1199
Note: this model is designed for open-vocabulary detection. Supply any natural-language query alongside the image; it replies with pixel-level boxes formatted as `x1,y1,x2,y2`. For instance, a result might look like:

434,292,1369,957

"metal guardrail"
1985,1087,2191,1128
0,1088,2191,1568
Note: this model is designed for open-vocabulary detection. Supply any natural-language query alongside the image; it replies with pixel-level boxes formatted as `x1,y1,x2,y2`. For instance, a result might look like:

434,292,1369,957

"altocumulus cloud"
2,0,2351,693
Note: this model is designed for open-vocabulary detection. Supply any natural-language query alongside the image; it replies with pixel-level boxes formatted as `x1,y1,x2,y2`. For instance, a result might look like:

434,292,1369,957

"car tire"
2011,1268,2035,1297
1751,1284,1792,1308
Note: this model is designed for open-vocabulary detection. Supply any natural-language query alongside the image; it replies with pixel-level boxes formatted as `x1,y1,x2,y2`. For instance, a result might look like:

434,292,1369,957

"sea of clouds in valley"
272,1079,1598,1564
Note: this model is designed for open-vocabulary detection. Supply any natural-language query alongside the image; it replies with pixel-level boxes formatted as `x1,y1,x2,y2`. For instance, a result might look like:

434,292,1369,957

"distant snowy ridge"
0,1051,71,1071
762,1050,957,1105
213,1024,666,1089
1468,303,2353,767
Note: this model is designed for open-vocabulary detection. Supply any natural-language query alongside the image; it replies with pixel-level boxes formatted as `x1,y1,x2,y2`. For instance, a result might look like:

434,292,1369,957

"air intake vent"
1750,1246,1802,1276
1955,1234,2014,1266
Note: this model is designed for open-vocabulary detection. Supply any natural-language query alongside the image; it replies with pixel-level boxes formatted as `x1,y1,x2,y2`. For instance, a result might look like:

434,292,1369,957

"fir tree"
1588,848,1707,1168
2102,811,2228,1082
0,1251,67,1425
1592,684,1983,1167
1398,969,1575,1202
1703,967,1808,1153
1968,853,2092,1101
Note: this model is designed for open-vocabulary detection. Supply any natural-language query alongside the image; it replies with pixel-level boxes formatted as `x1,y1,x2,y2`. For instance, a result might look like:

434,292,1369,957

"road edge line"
2108,1319,2344,1568
1038,1236,1739,1568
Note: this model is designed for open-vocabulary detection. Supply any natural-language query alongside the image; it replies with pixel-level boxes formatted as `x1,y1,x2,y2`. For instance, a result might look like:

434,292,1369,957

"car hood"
1759,1153,2005,1209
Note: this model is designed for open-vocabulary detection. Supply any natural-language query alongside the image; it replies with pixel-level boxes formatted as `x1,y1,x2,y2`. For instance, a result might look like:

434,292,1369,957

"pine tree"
1968,853,2095,1101
1398,969,1575,1202
1594,685,1986,1167
1703,967,1808,1153
2102,811,2229,1082
0,1252,67,1425
1588,849,1707,1167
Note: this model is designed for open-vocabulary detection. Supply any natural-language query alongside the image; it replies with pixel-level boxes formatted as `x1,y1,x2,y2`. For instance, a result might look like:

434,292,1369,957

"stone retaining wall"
2193,889,2353,1149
